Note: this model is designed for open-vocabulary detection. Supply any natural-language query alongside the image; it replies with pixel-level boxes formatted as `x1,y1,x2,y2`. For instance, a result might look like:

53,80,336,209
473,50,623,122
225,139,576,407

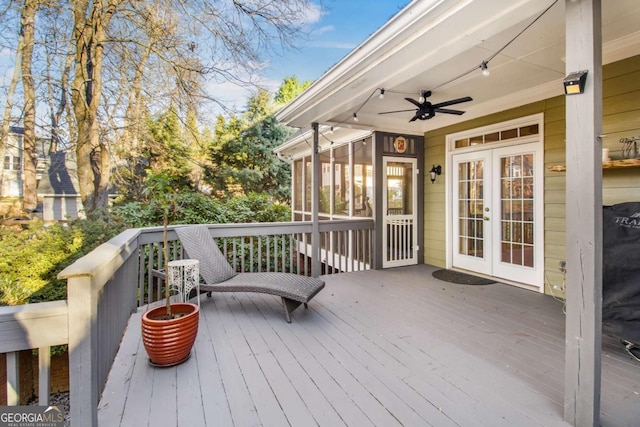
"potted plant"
141,171,199,367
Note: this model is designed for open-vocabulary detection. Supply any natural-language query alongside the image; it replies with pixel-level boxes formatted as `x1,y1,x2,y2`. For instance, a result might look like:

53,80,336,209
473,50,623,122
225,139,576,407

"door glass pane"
500,153,534,267
457,160,484,258
386,162,413,215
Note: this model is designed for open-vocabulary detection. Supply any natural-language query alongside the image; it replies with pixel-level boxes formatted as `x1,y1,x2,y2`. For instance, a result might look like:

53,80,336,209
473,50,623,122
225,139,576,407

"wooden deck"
98,265,640,426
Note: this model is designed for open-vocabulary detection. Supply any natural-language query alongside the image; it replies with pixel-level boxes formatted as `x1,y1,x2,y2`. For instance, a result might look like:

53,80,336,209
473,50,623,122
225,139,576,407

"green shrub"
0,218,126,306
0,191,289,307
113,191,290,227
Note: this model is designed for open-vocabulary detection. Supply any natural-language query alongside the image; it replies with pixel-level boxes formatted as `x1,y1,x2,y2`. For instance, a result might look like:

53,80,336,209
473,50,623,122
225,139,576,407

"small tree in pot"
141,171,199,366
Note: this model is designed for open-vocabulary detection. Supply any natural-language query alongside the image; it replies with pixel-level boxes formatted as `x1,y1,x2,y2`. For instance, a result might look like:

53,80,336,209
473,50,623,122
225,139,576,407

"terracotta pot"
141,303,199,367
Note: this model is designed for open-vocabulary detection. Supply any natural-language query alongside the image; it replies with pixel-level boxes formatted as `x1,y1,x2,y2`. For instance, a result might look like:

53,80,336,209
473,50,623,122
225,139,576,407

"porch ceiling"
276,0,640,135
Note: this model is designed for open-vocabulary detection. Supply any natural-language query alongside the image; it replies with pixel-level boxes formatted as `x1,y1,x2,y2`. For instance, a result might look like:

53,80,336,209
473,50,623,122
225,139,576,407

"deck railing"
40,219,372,426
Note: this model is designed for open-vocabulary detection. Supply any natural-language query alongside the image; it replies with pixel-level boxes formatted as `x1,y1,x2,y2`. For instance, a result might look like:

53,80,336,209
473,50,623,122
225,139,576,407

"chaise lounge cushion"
209,272,324,303
175,225,237,284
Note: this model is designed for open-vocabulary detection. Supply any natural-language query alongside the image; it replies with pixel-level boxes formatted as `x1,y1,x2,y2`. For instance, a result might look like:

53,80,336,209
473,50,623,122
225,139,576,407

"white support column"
6,351,19,406
564,1,603,426
311,122,321,277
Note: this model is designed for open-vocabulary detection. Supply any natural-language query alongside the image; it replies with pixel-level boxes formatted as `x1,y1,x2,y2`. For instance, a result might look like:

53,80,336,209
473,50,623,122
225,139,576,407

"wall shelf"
548,158,640,172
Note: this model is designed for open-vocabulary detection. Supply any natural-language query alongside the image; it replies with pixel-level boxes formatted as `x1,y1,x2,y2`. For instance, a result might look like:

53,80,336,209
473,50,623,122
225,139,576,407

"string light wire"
350,0,559,116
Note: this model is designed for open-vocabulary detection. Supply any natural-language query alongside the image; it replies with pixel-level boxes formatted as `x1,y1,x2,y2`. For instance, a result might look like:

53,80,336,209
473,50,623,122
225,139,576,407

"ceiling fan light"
418,91,425,103
481,61,490,76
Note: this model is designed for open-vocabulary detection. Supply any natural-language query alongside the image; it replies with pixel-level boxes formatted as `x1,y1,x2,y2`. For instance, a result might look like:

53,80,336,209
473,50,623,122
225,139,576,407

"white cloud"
203,74,282,119
313,25,334,36
306,41,357,49
298,2,324,25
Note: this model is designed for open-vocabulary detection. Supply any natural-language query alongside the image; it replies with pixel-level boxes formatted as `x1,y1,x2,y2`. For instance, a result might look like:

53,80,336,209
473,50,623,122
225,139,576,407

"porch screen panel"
457,160,484,258
333,144,350,216
304,156,311,213
354,138,373,217
294,159,303,212
500,154,534,267
319,150,331,214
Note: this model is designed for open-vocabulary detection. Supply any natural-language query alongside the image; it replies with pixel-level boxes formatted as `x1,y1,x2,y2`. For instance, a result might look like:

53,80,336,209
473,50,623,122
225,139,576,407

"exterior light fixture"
563,70,588,95
353,113,358,122
481,61,490,76
429,165,442,183
379,89,385,99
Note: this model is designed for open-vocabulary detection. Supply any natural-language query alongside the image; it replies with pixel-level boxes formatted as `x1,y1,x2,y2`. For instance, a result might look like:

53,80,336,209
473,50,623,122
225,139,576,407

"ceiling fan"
379,90,473,122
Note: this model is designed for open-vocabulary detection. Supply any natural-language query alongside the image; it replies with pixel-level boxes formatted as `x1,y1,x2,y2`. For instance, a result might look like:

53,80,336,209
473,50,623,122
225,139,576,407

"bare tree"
20,0,37,212
1,0,321,214
70,0,125,213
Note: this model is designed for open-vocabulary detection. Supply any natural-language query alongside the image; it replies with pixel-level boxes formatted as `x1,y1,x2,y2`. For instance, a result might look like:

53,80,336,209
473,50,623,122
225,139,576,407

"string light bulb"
379,88,385,99
481,61,490,76
353,113,358,122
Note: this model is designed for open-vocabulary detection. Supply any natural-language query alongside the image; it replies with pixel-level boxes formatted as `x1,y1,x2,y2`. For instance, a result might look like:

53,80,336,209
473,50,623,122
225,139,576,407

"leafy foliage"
112,191,290,227
207,87,298,202
0,219,126,306
274,75,313,105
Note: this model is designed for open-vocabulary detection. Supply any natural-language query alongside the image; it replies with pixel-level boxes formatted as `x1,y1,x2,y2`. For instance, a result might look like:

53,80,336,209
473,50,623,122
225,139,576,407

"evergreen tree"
274,75,313,106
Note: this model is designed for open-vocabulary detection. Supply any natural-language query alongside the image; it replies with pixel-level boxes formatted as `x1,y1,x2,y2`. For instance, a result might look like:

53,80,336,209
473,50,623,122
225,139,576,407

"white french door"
451,143,543,288
383,157,418,268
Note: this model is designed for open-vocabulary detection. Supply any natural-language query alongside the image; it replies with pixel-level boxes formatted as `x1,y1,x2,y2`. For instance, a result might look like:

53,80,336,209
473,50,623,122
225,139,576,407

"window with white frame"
3,155,22,171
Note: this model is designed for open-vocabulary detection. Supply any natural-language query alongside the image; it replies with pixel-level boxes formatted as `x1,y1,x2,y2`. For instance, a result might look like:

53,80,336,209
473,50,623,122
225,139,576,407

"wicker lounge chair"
174,225,325,322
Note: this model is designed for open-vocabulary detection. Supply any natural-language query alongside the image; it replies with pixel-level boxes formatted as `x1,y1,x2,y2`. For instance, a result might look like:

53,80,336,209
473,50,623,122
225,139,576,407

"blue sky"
265,1,411,84
212,0,412,114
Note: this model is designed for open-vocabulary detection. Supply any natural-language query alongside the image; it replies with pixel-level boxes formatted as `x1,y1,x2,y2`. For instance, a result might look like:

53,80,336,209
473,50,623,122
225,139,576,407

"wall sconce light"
563,70,588,95
429,165,442,183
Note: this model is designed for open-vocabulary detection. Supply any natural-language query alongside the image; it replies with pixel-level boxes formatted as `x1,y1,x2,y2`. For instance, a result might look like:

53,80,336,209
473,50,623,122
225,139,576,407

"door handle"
483,216,490,221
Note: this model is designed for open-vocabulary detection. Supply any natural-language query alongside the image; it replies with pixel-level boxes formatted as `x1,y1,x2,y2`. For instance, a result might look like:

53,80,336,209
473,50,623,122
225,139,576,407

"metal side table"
167,259,200,307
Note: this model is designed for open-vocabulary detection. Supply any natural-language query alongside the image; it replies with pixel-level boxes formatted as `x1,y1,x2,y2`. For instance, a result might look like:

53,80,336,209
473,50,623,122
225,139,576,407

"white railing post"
6,351,19,405
38,346,50,406
67,276,98,427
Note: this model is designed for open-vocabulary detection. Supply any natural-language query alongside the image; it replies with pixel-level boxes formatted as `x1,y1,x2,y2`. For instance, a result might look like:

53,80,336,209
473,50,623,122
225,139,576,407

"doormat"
432,269,496,285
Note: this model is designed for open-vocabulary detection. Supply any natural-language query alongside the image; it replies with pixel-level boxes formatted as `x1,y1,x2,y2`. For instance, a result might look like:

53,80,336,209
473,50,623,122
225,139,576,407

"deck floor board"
99,265,640,427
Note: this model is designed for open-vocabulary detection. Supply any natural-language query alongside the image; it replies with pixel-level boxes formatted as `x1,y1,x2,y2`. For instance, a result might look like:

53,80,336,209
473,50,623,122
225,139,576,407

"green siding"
423,54,640,296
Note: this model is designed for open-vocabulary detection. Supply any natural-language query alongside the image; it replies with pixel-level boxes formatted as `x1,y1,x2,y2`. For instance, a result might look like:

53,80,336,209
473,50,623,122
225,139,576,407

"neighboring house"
36,150,84,221
1,127,25,199
1,125,83,221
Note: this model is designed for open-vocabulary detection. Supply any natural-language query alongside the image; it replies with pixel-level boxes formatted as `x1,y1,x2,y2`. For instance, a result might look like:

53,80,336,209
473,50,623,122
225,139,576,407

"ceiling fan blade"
434,108,465,115
409,112,421,122
432,96,473,108
378,109,417,115
404,97,423,108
